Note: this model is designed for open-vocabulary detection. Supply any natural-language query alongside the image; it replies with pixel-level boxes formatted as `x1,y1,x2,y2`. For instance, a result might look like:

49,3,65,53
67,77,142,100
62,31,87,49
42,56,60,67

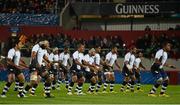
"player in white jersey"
133,52,146,91
23,40,54,98
48,47,59,90
1,41,28,98
148,42,176,97
22,40,46,96
35,41,54,98
94,45,103,93
58,47,71,89
83,48,98,94
67,44,86,95
102,46,121,93
120,46,137,92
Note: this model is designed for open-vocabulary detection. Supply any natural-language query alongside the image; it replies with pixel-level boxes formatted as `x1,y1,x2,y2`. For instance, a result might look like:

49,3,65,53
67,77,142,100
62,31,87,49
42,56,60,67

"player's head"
111,46,118,54
15,41,24,50
95,45,101,53
39,40,49,49
137,51,143,58
43,40,49,48
13,39,24,50
163,42,171,52
53,47,59,54
130,45,137,54
64,46,69,53
89,48,96,56
77,43,85,53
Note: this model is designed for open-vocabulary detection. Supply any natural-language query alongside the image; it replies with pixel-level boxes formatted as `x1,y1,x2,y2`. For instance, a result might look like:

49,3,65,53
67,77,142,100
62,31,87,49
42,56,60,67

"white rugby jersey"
134,58,141,68
94,53,100,66
59,52,70,66
31,44,40,53
105,52,117,67
124,52,136,69
53,54,59,62
84,54,95,72
72,51,84,70
7,48,21,66
49,53,59,66
154,49,168,69
30,44,41,64
48,53,54,62
37,48,48,66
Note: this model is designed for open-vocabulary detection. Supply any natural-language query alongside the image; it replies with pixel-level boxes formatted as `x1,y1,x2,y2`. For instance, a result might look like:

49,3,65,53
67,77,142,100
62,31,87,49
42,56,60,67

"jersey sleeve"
48,53,54,61
155,50,163,60
7,49,14,60
124,53,130,62
105,53,111,61
44,50,48,57
32,44,39,53
95,54,100,65
73,51,78,60
59,53,63,61
83,55,89,62
115,54,117,61
67,54,70,60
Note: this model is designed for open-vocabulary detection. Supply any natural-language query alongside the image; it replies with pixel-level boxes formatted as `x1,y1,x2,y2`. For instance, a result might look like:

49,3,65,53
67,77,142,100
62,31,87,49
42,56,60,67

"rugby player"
134,51,146,91
59,47,71,89
1,41,28,98
120,46,137,92
148,42,176,97
83,48,98,94
102,46,121,93
94,46,103,93
22,40,54,98
67,44,86,95
48,47,59,90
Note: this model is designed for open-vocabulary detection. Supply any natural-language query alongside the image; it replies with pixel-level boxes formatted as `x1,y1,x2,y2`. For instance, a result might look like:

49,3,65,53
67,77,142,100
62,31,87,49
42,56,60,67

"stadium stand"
0,13,59,25
0,0,57,14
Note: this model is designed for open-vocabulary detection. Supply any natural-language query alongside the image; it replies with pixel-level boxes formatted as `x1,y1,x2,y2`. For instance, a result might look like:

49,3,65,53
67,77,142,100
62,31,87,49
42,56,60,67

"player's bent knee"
78,77,85,83
17,75,25,83
91,77,96,83
30,75,38,81
30,80,38,86
124,77,129,82
156,77,163,84
72,76,77,82
131,76,136,81
164,77,169,83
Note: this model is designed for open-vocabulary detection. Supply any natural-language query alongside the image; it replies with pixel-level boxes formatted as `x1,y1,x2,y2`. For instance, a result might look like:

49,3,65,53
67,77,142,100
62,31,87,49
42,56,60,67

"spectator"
145,25,151,31
175,25,180,30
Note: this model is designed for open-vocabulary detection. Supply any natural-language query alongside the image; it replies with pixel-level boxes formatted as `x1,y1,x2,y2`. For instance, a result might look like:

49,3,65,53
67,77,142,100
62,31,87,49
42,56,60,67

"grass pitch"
0,81,180,104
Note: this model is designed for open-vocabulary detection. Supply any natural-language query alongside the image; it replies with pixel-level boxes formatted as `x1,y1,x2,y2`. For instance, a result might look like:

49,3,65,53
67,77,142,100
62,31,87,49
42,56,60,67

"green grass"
0,81,180,104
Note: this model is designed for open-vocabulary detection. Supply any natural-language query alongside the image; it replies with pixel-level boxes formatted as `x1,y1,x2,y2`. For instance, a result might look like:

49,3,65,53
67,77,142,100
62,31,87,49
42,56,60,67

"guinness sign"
115,4,160,14
71,2,180,16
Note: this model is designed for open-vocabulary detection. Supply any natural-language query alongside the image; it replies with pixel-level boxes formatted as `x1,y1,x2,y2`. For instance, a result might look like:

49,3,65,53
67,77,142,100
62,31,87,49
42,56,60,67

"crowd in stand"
2,32,179,59
136,33,180,59
28,33,123,49
24,33,124,57
0,0,57,14
2,33,124,57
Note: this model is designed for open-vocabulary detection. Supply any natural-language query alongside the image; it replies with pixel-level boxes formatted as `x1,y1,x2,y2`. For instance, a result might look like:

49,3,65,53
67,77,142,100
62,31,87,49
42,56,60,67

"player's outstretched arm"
164,63,176,69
